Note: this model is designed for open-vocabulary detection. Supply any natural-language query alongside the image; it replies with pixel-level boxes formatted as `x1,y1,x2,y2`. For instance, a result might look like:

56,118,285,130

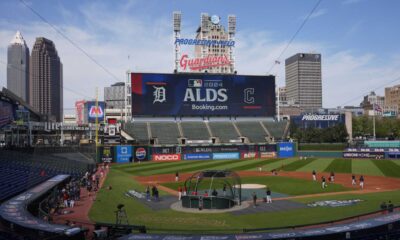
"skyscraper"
285,53,322,112
30,37,63,122
7,31,30,102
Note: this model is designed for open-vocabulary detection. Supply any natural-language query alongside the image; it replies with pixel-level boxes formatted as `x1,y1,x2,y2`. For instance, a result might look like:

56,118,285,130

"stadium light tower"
228,15,236,73
173,11,181,72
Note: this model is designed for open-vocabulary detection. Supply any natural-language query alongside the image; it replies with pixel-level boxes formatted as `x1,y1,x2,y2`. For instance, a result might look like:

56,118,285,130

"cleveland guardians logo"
136,147,146,160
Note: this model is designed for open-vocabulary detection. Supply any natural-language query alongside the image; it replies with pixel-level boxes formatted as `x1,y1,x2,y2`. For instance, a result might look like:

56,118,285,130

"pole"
95,87,99,160
373,107,376,140
277,86,280,122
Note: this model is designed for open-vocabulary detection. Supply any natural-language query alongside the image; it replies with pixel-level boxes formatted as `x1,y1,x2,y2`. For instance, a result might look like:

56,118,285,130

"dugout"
181,170,241,209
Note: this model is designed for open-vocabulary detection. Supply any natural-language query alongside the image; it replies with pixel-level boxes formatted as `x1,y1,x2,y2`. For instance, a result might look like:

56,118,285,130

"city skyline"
1,0,400,113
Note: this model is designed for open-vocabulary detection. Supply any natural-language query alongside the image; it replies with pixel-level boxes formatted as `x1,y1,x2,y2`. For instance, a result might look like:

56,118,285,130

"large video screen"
131,73,276,116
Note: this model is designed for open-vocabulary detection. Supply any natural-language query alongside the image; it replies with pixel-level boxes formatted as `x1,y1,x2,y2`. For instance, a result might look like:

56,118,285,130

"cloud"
300,8,327,20
342,0,363,5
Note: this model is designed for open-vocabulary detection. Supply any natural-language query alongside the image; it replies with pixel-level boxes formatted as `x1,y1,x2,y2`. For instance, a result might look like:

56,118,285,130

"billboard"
75,100,85,125
131,73,275,116
87,101,105,123
134,146,149,162
152,154,181,161
277,142,295,157
291,114,345,129
116,146,133,163
183,153,212,160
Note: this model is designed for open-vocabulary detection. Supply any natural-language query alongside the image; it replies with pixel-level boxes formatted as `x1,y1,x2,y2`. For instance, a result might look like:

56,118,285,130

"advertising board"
131,73,275,116
75,100,85,125
343,152,385,159
291,114,345,129
99,146,114,163
241,152,258,159
260,152,277,158
277,142,295,157
87,101,105,123
212,152,240,160
183,153,212,160
116,146,132,163
152,154,181,161
134,146,149,162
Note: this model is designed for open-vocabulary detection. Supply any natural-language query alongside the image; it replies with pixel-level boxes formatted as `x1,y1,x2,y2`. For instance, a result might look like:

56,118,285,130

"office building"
30,37,63,122
285,53,322,112
7,31,30,102
104,82,127,122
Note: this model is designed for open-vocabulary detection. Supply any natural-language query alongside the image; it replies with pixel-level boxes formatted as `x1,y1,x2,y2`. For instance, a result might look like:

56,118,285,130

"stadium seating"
208,122,239,143
181,122,210,140
124,122,149,144
262,120,289,140
150,122,180,145
236,121,268,143
0,150,93,202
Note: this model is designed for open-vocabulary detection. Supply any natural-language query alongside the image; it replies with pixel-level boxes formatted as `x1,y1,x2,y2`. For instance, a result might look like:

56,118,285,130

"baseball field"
89,158,400,233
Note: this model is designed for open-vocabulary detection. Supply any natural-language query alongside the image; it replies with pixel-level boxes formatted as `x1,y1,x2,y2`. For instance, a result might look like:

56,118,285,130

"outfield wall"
96,142,296,163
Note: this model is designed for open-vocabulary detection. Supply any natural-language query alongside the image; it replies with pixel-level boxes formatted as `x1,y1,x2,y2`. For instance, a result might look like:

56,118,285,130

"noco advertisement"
131,73,276,116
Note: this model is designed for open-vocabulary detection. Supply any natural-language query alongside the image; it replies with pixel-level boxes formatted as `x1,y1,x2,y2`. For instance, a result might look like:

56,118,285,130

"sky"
1,0,400,114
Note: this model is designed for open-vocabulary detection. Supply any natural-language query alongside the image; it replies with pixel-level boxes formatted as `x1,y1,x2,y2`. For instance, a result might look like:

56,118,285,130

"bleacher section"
236,121,268,143
181,122,210,140
150,122,180,145
0,150,93,202
122,120,290,144
263,120,288,140
124,122,149,144
208,122,239,143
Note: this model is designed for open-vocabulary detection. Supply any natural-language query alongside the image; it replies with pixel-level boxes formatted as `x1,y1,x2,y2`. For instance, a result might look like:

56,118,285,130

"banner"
152,154,181,161
212,152,240,160
260,152,277,158
99,146,114,163
183,153,212,160
241,152,258,159
87,101,105,123
116,145,132,163
134,146,149,161
131,73,276,117
343,152,384,159
277,142,295,157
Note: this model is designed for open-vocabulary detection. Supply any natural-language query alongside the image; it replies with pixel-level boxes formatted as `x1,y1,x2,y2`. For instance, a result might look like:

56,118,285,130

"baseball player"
359,175,364,189
352,174,356,185
312,170,316,181
266,187,272,203
321,176,327,188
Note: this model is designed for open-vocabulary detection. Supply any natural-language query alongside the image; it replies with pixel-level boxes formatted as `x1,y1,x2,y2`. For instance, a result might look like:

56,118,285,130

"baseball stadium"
1,11,400,240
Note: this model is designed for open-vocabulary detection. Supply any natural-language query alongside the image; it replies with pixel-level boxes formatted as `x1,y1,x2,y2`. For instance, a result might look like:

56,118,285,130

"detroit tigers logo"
153,86,166,104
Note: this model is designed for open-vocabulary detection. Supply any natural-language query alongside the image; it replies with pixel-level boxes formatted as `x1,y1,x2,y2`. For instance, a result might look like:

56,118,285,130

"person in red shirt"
204,191,208,197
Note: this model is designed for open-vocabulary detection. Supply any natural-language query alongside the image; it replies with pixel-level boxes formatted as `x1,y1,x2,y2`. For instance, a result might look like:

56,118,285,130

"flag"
374,104,382,112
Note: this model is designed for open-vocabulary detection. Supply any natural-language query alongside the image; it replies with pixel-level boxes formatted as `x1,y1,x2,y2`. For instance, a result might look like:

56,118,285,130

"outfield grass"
161,175,349,196
278,158,318,171
371,160,400,178
90,165,400,233
352,159,384,176
296,158,334,172
324,158,352,173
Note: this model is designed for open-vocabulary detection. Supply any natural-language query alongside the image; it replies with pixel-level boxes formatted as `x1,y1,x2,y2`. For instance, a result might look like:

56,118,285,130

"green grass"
278,158,318,171
324,158,352,173
296,158,334,172
352,159,384,176
90,165,400,233
161,175,349,196
261,158,298,171
371,160,400,178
